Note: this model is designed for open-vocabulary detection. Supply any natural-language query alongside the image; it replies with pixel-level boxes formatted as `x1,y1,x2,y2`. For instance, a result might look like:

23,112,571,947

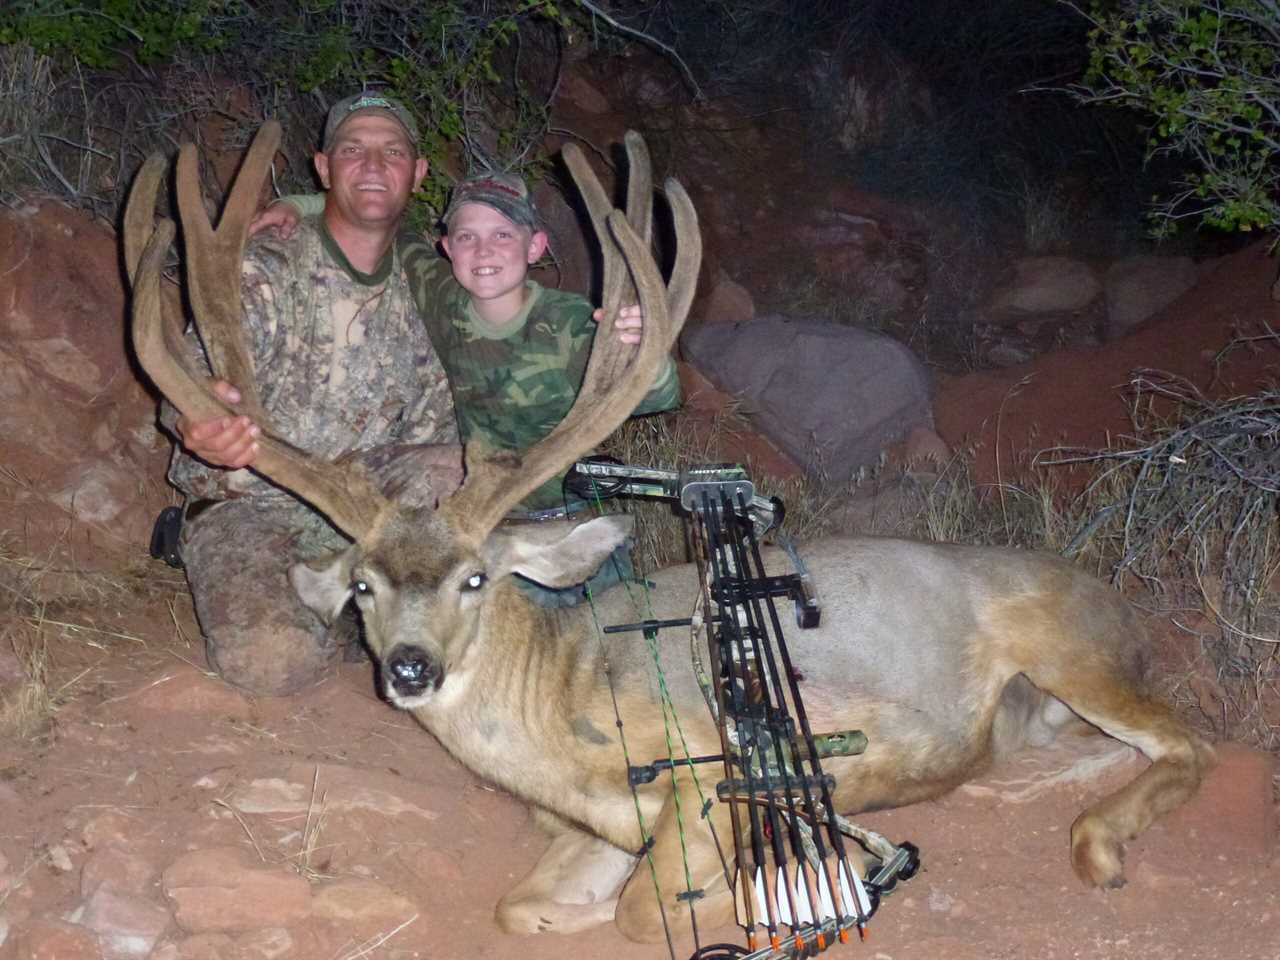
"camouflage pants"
178,448,460,696
180,496,354,696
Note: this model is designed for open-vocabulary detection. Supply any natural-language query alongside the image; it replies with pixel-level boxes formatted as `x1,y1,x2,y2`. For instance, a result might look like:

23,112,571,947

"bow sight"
566,459,921,960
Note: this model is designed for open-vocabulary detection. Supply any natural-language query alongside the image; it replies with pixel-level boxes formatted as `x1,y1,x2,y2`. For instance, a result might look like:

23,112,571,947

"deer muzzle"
384,643,444,700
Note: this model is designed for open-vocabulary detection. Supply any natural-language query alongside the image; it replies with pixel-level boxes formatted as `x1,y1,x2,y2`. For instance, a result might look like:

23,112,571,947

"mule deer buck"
126,121,1214,944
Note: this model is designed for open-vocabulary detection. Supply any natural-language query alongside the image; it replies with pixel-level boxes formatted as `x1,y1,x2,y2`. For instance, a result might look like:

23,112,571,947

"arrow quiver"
570,460,921,960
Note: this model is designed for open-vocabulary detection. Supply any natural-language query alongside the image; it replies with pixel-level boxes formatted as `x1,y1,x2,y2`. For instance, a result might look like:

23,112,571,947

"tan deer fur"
126,123,1213,945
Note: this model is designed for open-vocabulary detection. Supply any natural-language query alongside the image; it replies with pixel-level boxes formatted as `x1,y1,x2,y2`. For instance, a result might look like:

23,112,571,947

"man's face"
314,112,427,231
441,202,548,311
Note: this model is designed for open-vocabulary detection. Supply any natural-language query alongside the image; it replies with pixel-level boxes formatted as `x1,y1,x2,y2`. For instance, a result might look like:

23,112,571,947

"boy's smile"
442,202,548,327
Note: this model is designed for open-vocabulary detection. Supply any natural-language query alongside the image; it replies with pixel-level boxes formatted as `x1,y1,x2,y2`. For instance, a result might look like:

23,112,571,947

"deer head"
126,123,701,708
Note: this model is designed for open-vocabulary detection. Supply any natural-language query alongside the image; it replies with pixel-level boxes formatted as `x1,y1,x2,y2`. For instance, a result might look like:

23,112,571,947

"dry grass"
1040,373,1280,749
0,527,180,742
0,617,53,740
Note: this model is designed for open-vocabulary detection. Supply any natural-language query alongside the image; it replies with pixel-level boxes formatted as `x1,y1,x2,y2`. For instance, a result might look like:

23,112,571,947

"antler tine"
440,134,700,540
127,131,393,541
560,141,632,327
123,153,167,284
622,131,653,250
175,121,281,427
662,178,701,322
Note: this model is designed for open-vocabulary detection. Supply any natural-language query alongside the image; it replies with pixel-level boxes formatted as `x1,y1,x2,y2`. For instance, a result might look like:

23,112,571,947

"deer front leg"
614,776,737,944
495,810,638,936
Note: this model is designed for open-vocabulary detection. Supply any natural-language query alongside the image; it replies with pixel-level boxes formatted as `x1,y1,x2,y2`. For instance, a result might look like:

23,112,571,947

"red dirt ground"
0,244,1277,960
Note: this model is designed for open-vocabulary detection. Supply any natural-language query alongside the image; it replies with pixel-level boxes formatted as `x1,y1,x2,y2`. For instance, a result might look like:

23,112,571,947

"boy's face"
441,202,548,313
314,112,427,231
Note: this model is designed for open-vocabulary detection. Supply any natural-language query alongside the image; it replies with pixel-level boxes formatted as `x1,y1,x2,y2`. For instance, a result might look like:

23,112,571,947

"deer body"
125,122,1212,946
295,515,1210,939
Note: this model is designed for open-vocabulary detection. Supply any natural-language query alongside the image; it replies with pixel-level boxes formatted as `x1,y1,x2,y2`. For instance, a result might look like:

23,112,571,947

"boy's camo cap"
443,171,540,230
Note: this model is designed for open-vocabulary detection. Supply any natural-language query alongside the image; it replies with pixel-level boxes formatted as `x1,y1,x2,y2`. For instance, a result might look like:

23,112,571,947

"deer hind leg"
614,777,737,944
1021,664,1214,888
495,811,637,936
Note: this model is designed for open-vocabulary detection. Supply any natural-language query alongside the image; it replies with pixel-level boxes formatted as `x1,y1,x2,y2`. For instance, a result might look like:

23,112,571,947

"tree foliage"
0,1,577,218
1074,0,1280,237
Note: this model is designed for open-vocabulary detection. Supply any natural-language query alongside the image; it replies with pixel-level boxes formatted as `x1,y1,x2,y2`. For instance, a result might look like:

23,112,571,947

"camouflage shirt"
279,193,680,511
167,215,456,502
400,241,681,511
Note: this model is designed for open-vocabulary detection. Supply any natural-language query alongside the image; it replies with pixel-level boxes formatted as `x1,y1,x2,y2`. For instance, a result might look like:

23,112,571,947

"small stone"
131,669,253,721
162,847,311,933
927,889,954,913
80,848,158,899
152,933,236,960
82,812,140,851
234,927,293,960
80,887,170,958
47,845,74,873
311,878,419,940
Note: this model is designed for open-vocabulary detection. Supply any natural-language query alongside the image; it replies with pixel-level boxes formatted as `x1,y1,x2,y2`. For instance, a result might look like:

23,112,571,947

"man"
165,93,460,696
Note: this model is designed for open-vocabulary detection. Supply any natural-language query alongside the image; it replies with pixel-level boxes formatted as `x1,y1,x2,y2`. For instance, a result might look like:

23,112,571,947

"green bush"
0,1,577,220
1074,0,1280,238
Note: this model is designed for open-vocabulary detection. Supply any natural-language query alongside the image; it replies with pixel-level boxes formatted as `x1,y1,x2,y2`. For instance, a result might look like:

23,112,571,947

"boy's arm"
276,193,325,218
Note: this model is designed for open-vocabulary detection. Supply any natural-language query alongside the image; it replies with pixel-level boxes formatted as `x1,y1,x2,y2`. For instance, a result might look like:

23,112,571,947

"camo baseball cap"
442,170,540,230
322,92,419,151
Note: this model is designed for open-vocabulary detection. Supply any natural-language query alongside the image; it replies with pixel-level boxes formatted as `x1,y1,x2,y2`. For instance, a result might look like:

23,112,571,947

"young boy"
261,170,680,516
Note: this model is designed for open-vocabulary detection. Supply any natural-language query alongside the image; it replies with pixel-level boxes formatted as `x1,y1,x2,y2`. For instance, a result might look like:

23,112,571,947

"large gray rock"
1103,254,1198,339
985,255,1101,319
682,317,933,479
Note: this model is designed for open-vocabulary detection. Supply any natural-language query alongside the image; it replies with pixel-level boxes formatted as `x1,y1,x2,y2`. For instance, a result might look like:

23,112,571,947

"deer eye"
461,572,486,592
353,579,372,597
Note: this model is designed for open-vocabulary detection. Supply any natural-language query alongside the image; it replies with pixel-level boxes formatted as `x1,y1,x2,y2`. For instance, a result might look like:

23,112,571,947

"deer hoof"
1070,814,1126,888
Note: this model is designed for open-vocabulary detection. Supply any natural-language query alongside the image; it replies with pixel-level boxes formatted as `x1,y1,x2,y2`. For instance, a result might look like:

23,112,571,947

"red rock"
148,933,235,960
15,919,103,960
311,878,419,941
81,812,141,851
0,202,171,552
80,848,158,899
130,668,254,721
79,887,170,958
699,270,755,326
161,848,311,933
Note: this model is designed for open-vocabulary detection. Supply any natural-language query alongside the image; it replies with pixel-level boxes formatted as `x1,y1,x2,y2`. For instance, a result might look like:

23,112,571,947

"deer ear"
497,515,633,588
289,548,358,623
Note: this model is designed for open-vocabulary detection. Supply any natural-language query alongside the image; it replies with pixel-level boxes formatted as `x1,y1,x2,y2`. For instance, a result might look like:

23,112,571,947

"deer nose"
385,644,443,696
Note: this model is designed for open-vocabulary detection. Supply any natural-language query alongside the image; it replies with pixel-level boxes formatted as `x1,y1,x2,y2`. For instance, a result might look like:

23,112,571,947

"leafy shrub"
1074,0,1280,238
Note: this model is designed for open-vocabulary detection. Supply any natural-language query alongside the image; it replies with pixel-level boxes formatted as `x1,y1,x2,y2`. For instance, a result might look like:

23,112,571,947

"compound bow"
567,459,921,960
